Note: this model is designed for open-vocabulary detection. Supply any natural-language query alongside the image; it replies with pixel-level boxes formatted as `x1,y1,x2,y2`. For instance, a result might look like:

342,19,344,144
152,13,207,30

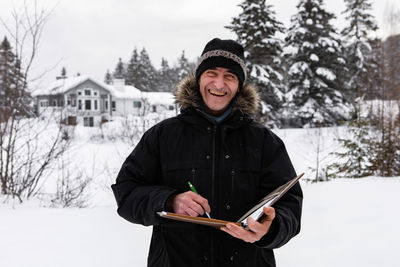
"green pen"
187,181,211,219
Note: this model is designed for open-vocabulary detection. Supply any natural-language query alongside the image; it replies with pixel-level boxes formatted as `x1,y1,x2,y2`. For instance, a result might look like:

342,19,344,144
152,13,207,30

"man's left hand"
220,206,275,243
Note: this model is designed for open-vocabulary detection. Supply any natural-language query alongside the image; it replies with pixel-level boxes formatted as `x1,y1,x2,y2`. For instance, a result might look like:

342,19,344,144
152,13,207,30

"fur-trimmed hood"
174,75,260,116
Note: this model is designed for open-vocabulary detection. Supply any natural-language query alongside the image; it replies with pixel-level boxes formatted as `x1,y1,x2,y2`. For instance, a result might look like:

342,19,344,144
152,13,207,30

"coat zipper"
210,124,217,267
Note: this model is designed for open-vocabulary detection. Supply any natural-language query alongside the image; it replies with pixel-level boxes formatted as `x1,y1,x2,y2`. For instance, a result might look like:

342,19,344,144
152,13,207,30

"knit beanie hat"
195,38,246,88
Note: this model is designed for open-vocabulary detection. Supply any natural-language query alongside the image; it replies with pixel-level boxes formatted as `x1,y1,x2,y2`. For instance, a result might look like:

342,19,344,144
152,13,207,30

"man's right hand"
166,191,211,217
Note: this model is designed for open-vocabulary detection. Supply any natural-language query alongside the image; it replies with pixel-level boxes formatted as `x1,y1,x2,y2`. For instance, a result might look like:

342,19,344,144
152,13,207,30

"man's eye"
206,71,217,76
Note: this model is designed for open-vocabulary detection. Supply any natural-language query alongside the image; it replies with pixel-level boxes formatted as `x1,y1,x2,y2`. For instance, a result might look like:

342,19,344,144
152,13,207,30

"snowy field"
1,125,400,267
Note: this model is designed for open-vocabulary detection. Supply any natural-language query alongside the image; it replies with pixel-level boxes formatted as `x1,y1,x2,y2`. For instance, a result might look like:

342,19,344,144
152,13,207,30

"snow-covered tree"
125,48,140,86
156,58,177,92
175,50,192,81
284,0,352,127
0,37,15,112
135,48,157,92
226,0,285,127
104,69,112,85
363,37,384,100
61,67,67,78
0,36,27,121
341,0,378,101
383,34,400,100
329,99,375,178
1,2,71,202
113,58,125,79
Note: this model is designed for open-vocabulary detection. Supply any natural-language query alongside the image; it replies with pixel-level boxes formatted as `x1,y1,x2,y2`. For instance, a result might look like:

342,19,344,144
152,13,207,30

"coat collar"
174,75,260,117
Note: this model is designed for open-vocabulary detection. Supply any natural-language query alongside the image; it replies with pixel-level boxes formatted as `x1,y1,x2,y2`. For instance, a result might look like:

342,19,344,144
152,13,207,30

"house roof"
113,85,142,99
142,92,175,105
33,75,143,99
33,75,112,96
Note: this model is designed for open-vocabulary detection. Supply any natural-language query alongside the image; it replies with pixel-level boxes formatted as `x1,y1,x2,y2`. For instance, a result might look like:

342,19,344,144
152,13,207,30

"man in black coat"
112,38,303,267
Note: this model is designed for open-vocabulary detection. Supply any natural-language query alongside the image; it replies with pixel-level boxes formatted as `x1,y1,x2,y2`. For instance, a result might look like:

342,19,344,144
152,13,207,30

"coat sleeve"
255,130,303,249
111,125,178,226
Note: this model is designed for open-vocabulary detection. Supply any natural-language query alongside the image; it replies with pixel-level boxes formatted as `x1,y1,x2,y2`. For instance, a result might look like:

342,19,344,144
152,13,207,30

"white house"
33,75,175,127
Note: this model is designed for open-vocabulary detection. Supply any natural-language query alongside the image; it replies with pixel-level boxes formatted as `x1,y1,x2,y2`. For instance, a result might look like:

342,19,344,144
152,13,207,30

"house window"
94,91,98,96
105,100,108,110
84,117,94,127
78,100,82,110
78,91,82,96
40,100,48,107
133,101,142,108
52,100,57,106
112,101,116,111
67,100,71,106
94,100,98,110
84,89,91,96
72,99,76,107
152,105,157,112
85,100,91,110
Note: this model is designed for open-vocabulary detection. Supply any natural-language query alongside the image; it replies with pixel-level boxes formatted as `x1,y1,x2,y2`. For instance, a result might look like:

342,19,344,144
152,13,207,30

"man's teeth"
209,89,226,96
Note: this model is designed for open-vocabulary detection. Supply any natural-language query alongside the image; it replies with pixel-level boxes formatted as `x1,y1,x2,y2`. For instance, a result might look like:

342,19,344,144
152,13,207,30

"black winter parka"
112,76,303,267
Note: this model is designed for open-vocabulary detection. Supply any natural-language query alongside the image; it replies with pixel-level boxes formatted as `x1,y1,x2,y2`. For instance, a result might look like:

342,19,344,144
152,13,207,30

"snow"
33,75,113,96
142,91,175,106
1,124,400,267
310,53,319,61
289,61,309,75
316,67,336,81
112,85,142,99
32,74,146,100
276,177,400,267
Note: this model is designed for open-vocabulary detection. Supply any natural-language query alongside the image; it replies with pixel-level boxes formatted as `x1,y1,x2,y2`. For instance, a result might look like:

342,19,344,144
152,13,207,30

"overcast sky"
0,0,398,87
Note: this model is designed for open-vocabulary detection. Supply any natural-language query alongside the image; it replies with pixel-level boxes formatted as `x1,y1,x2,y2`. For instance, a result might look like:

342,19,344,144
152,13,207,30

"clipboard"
157,173,304,229
157,211,241,228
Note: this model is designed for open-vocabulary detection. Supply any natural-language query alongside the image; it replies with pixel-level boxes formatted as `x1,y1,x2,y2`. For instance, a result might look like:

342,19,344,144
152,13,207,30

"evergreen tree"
328,0,380,178
104,69,112,85
135,47,157,91
125,48,140,86
156,58,176,92
372,101,400,176
226,0,285,127
0,36,26,121
329,99,375,178
175,50,192,81
383,34,400,100
113,58,125,79
0,37,15,108
284,0,351,127
364,38,384,100
61,67,67,78
341,0,378,102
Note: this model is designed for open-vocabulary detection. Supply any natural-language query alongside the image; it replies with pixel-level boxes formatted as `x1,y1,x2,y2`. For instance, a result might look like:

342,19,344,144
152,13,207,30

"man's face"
199,67,239,116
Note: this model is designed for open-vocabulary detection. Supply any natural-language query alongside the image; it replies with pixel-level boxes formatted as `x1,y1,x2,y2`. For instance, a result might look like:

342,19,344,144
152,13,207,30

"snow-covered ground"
1,125,399,267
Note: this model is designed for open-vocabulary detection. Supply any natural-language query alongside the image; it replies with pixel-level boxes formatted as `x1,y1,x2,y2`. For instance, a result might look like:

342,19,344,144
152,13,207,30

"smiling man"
199,67,239,116
112,38,303,267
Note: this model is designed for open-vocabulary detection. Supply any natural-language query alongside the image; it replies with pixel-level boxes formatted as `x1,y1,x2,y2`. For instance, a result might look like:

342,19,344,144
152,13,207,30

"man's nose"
214,75,225,89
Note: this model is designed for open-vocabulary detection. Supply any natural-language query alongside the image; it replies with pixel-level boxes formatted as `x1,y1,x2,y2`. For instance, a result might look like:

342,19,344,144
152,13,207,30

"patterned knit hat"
195,38,246,88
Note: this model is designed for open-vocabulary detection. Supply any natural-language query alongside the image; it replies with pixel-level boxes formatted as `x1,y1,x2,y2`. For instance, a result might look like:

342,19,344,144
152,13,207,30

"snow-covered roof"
142,92,175,105
33,75,143,99
33,75,114,96
112,85,142,99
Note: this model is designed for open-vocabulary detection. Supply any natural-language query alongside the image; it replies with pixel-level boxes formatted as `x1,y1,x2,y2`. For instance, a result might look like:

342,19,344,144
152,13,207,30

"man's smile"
208,88,227,97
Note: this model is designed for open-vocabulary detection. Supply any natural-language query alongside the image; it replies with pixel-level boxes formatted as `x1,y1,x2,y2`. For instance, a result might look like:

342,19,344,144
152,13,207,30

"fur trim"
174,75,260,116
